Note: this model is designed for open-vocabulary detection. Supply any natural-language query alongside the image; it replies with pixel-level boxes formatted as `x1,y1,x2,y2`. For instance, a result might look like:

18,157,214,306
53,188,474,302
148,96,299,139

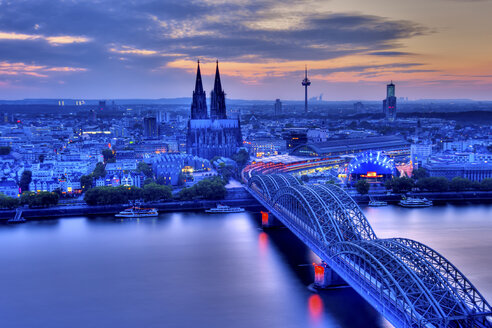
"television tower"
301,65,311,113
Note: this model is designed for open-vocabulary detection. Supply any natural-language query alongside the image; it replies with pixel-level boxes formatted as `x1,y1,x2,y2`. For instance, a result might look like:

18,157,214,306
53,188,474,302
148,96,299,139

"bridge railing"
246,173,492,328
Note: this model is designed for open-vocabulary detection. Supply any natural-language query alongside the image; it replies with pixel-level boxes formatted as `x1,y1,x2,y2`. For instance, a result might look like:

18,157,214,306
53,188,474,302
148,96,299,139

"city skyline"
0,0,492,100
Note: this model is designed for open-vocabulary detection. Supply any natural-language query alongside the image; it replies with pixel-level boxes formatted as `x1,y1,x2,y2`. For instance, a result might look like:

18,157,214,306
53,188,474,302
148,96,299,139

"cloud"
0,0,441,98
0,0,427,63
368,51,414,56
110,46,159,56
0,31,91,45
0,61,86,78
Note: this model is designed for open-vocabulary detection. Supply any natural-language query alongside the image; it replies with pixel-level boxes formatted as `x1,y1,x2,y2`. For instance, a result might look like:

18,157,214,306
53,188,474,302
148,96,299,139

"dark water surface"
1,204,491,328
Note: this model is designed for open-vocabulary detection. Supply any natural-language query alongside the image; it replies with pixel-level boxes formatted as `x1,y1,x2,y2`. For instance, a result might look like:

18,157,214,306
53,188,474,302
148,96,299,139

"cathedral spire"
191,60,208,119
213,60,222,95
210,60,227,119
195,60,204,94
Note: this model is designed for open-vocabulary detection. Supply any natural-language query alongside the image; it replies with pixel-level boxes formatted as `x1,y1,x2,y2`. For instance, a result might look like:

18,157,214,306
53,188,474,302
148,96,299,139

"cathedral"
186,61,242,160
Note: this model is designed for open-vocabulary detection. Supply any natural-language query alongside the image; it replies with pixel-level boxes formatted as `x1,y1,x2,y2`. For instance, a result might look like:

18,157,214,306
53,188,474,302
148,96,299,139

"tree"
386,177,415,193
450,177,473,191
416,177,449,192
480,178,492,191
80,175,94,191
218,164,235,183
102,149,116,163
92,162,106,179
143,177,156,186
0,193,19,209
142,183,172,202
0,146,11,155
19,170,32,193
177,177,227,200
355,180,370,195
84,186,143,205
137,161,153,178
412,168,429,180
232,149,250,167
20,191,59,208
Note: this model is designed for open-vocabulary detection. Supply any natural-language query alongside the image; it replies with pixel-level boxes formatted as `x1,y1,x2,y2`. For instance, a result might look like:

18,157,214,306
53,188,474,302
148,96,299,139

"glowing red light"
17,120,21,123
261,211,269,225
314,265,325,275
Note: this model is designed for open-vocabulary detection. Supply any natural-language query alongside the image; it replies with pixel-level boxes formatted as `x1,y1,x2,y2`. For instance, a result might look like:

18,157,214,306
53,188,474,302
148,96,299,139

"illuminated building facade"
186,61,242,160
347,151,396,184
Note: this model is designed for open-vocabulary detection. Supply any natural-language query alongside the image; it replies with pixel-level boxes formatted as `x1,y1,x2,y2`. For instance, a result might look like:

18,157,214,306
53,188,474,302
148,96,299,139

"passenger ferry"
205,204,245,213
115,206,158,218
399,197,433,208
368,200,388,207
368,196,388,207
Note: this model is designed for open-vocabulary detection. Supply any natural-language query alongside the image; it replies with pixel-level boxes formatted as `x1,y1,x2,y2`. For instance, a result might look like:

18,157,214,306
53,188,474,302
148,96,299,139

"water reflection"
0,205,490,328
258,231,269,255
308,294,324,324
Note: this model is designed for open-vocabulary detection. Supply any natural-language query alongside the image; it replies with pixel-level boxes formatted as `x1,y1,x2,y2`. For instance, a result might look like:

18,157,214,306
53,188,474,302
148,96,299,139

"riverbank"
0,188,259,221
353,190,492,204
2,187,491,221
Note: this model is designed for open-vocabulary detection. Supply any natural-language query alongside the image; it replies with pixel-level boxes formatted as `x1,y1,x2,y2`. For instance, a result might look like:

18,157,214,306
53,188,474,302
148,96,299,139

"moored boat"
115,206,158,218
399,197,433,208
368,200,388,207
205,204,245,213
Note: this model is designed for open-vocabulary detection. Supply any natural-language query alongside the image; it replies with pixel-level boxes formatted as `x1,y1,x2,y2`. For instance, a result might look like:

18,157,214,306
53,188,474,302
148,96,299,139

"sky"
0,0,491,101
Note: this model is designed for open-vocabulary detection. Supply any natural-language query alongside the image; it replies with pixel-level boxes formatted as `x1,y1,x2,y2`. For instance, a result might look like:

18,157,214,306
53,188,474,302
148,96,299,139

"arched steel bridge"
247,173,492,328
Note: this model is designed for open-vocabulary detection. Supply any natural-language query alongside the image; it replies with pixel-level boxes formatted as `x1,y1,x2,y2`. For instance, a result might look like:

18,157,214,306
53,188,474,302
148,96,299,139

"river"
0,204,491,328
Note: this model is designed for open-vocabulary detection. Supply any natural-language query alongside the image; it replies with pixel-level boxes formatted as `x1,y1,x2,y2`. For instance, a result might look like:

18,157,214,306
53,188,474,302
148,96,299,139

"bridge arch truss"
246,173,492,328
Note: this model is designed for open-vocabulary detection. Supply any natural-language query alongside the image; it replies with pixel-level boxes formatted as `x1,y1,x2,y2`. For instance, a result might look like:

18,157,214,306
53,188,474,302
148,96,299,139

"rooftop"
291,136,410,156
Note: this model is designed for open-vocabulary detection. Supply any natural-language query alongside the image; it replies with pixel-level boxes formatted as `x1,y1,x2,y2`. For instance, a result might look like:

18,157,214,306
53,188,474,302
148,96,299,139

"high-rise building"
301,66,311,113
144,117,158,139
98,100,106,111
157,110,171,123
186,61,242,159
274,99,282,116
382,81,397,121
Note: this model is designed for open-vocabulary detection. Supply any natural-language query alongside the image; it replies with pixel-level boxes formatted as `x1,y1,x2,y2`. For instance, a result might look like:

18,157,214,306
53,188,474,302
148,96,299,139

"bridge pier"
313,262,346,289
261,211,281,229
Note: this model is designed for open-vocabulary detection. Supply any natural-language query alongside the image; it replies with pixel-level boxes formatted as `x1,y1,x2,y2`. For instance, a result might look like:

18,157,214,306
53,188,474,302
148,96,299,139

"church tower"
210,60,227,119
190,60,208,119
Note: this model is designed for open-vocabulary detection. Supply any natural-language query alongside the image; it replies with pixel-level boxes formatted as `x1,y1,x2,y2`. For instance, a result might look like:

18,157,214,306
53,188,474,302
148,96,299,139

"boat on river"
399,197,433,208
205,204,245,213
115,206,158,218
368,196,388,207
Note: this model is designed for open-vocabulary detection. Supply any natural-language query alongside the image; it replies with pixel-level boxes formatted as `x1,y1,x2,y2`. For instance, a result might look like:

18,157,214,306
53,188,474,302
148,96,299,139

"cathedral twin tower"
186,61,242,159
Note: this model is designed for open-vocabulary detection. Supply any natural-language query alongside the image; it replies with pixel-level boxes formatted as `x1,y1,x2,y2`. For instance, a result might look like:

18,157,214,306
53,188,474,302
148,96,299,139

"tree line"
83,183,173,206
384,169,492,194
0,191,60,209
354,167,492,195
